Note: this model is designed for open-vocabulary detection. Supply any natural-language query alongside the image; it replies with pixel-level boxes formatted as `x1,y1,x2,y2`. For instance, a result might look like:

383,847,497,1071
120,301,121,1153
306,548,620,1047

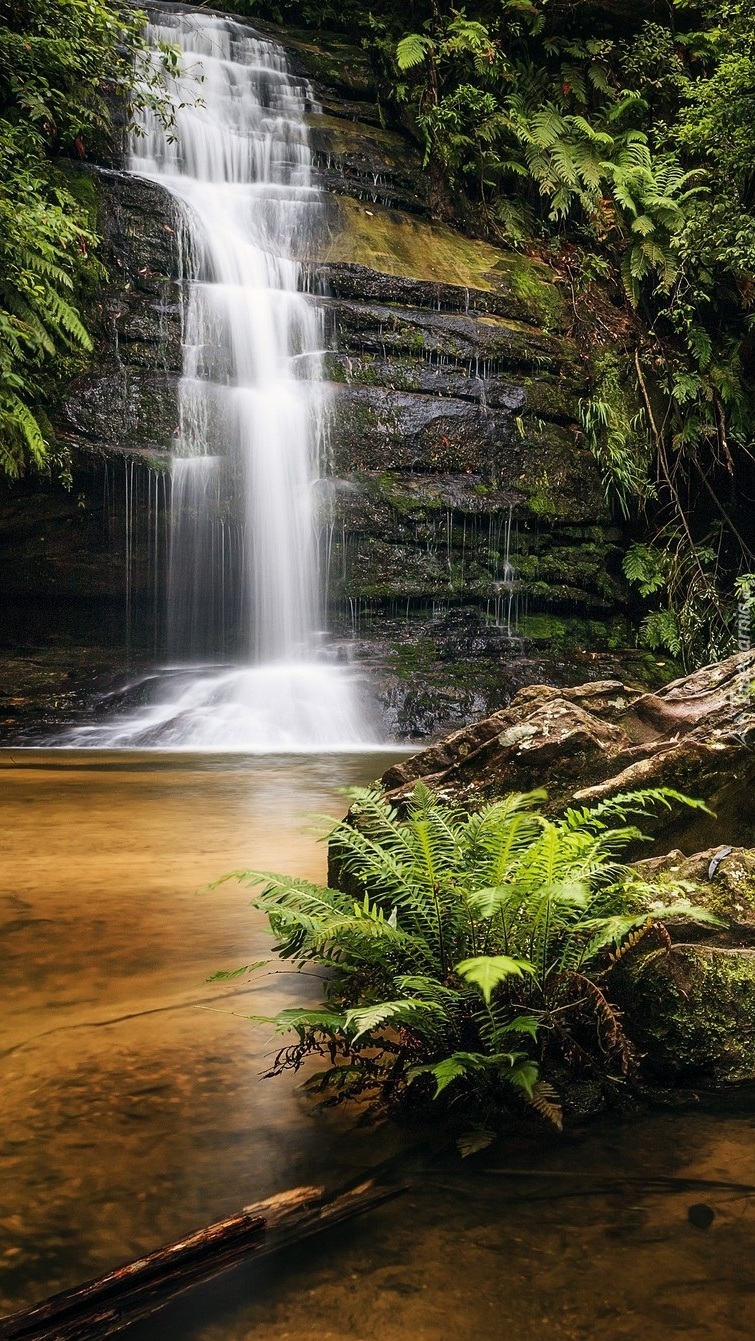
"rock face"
279,64,628,723
61,169,183,456
0,17,639,732
380,650,755,850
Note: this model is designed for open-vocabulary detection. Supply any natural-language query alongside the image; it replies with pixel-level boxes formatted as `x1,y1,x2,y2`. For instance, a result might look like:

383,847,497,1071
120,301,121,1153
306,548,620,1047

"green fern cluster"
0,0,185,478
222,783,716,1137
578,351,653,517
0,139,97,476
623,534,753,669
392,15,698,304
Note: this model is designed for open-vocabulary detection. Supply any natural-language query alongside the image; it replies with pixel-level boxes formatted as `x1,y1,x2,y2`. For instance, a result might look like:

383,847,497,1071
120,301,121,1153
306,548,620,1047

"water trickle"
72,8,376,750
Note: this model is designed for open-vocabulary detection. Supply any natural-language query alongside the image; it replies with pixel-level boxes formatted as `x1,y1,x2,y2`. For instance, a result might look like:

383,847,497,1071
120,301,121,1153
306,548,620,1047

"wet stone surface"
0,31,635,734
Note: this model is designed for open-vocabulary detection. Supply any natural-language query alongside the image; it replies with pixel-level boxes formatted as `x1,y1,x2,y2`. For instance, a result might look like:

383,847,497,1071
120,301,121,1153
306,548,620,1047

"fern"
579,353,653,515
640,609,683,655
224,783,717,1130
529,1079,564,1130
396,33,433,72
0,391,48,475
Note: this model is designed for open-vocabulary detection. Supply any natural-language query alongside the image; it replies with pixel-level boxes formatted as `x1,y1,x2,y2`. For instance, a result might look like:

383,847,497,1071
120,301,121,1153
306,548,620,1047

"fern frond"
529,105,567,149
0,392,48,470
563,788,713,832
529,1079,563,1130
42,288,92,351
344,998,445,1042
396,33,433,71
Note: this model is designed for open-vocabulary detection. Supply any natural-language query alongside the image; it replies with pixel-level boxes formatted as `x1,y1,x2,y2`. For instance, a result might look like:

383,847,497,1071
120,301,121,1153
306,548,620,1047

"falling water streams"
71,8,374,749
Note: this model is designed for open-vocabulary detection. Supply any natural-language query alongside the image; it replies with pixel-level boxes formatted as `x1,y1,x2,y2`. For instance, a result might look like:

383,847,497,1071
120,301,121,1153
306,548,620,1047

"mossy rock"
323,299,578,394
609,847,755,1084
307,115,429,215
633,848,755,943
316,198,567,331
62,369,180,459
617,945,755,1084
268,25,377,99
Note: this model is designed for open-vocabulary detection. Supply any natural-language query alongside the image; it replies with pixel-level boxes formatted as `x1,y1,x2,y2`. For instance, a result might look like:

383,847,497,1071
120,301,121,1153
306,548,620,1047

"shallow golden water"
130,1108,755,1341
0,750,406,1311
1,751,755,1339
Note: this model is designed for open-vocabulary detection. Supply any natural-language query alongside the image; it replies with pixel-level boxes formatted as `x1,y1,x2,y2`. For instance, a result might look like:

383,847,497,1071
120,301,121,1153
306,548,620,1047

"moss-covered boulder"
619,944,755,1085
610,848,755,1084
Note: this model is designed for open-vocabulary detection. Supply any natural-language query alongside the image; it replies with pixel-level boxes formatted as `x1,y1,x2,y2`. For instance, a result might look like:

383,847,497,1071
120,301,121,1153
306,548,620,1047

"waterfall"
74,8,375,749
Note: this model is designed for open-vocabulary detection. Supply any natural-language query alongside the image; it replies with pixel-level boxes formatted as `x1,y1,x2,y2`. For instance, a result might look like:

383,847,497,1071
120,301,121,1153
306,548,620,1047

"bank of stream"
1,751,755,1340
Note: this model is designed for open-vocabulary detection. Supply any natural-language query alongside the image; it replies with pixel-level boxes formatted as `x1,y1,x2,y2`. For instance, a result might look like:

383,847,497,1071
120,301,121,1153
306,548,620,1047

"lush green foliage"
225,783,716,1139
578,351,653,518
623,537,755,667
0,0,182,477
379,3,754,649
0,137,94,476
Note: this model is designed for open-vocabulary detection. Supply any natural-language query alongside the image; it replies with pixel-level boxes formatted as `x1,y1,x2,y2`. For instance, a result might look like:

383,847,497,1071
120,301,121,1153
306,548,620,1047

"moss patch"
306,111,409,163
620,946,755,1083
318,198,565,330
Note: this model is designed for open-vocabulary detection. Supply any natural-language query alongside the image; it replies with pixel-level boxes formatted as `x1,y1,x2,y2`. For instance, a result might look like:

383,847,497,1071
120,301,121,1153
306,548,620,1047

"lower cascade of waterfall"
69,663,375,752
68,7,378,750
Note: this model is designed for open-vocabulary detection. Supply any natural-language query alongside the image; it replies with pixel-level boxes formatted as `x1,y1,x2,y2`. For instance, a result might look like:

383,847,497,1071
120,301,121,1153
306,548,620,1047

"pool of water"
1,751,754,1339
0,750,408,1312
129,1107,755,1341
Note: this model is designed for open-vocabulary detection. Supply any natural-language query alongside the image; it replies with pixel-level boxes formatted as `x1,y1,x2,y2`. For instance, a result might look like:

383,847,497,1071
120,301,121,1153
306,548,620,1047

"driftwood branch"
0,1177,405,1341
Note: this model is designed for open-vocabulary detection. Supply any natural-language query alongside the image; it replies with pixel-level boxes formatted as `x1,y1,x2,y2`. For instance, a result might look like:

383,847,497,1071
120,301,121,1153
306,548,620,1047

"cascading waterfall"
75,7,375,749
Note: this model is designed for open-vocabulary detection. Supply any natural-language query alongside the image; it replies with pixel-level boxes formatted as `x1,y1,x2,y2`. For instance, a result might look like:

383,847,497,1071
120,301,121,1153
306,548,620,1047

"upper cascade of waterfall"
133,8,324,665
63,8,379,751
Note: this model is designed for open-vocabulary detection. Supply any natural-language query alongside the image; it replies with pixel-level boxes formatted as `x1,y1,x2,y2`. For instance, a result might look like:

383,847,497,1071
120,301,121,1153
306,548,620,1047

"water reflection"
129,1109,755,1341
0,750,406,1311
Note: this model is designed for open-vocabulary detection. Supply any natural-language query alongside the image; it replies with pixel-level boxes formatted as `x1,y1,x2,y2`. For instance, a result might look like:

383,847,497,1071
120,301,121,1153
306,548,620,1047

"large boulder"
373,652,755,1090
612,846,755,1084
380,650,755,851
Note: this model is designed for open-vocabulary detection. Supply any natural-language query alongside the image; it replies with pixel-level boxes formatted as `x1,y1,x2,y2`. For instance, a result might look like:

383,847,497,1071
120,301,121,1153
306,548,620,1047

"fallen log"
0,1176,405,1341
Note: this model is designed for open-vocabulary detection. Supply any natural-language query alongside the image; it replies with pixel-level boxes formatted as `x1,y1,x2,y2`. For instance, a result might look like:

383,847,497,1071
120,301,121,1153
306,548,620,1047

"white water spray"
74,8,375,749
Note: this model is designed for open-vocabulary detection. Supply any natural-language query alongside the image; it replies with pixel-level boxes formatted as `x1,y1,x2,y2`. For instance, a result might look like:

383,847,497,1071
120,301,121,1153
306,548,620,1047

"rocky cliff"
0,18,654,740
